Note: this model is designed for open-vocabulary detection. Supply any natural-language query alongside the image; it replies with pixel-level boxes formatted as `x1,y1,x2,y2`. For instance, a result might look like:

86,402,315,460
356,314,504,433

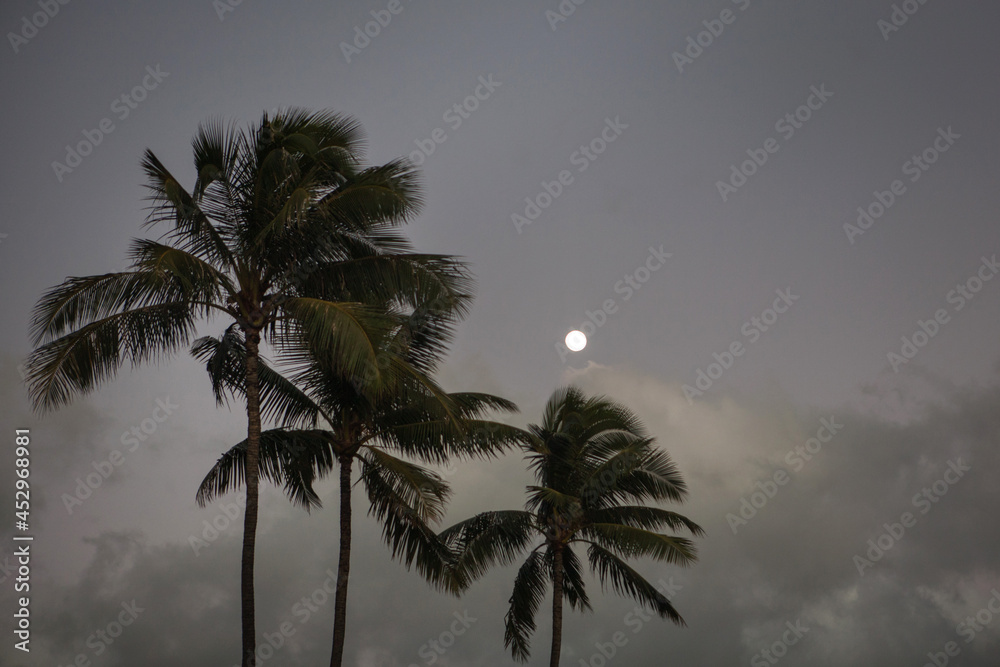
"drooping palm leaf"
586,542,686,625
196,428,334,510
504,549,549,661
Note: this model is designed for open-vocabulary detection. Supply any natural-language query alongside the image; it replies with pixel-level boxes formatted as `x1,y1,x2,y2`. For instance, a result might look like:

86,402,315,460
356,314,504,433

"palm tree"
440,386,705,666
193,313,531,667
24,109,472,667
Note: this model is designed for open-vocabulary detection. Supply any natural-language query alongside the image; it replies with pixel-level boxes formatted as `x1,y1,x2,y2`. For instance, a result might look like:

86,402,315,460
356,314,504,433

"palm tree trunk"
329,455,353,667
549,543,564,667
241,329,262,667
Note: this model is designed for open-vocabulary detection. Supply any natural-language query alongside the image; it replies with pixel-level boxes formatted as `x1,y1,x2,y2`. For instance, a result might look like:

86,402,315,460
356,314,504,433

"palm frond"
525,486,581,515
583,523,698,566
590,506,705,537
504,549,549,662
357,453,458,593
558,544,591,612
614,449,690,504
140,149,235,266
586,542,687,625
315,159,423,230
361,448,450,523
190,326,323,428
29,270,206,346
195,428,334,510
127,239,233,299
276,296,396,390
439,511,538,582
26,302,196,411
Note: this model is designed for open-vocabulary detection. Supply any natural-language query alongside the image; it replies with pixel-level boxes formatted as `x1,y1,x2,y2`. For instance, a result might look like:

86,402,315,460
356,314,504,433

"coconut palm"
193,312,531,667
440,386,705,666
24,108,473,667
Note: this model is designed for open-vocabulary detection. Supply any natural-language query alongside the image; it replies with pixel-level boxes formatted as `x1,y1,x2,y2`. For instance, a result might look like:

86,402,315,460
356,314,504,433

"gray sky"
2,1,1000,665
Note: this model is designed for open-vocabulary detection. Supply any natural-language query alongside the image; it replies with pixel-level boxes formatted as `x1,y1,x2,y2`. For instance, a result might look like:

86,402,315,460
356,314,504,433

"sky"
2,0,999,665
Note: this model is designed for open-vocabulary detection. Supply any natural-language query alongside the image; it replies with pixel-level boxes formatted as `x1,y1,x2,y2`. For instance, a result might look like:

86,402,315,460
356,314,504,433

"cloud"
2,359,999,666
557,362,1000,665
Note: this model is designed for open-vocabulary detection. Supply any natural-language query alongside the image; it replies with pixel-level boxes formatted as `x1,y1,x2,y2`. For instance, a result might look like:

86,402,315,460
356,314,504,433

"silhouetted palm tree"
193,314,530,667
441,386,704,666
25,108,471,666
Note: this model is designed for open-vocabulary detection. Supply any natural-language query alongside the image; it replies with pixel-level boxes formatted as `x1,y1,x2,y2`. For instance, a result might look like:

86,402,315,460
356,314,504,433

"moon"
565,330,587,352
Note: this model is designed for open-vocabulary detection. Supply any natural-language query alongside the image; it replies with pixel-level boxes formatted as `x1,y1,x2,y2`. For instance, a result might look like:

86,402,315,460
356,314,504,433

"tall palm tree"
441,386,705,666
24,108,472,667
193,312,531,667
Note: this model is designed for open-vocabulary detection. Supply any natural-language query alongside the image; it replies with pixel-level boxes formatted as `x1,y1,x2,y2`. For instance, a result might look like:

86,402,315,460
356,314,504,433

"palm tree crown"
25,108,472,667
193,309,531,667
441,386,704,665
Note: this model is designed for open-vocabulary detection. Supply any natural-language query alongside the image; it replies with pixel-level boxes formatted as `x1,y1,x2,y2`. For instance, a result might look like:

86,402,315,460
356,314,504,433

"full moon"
565,330,587,352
